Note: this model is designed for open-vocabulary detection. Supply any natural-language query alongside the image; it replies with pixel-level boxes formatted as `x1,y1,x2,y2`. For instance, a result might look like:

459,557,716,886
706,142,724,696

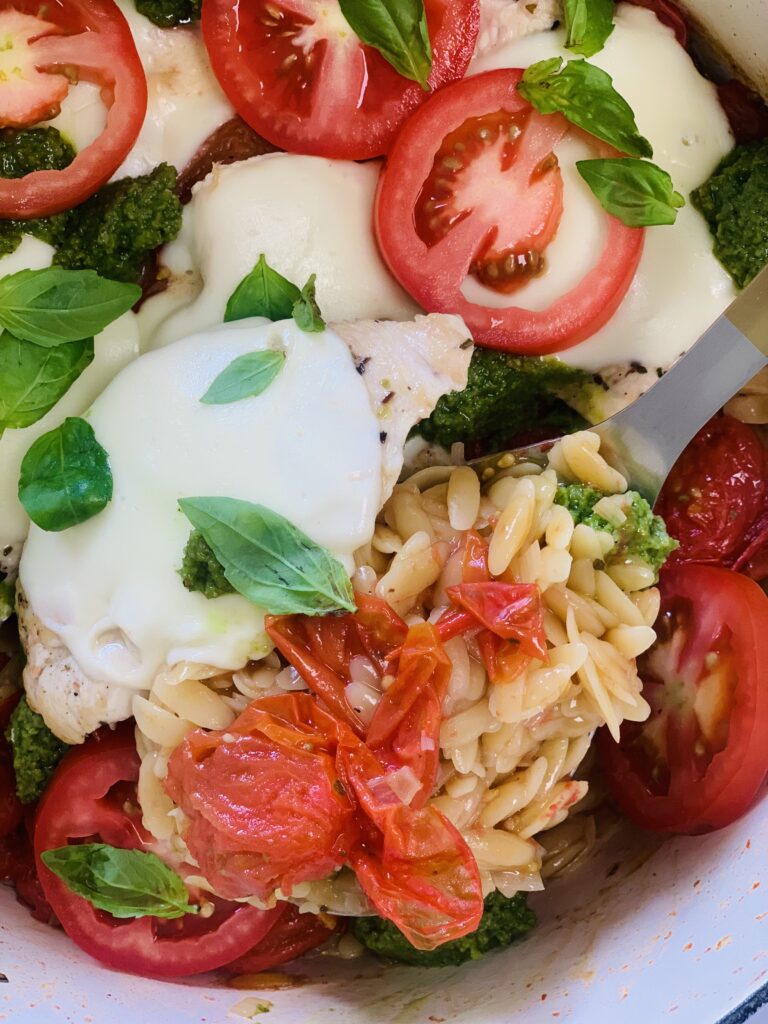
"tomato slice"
599,565,768,834
0,0,147,219
375,68,644,354
34,726,282,978
655,415,768,568
201,0,479,161
228,904,336,975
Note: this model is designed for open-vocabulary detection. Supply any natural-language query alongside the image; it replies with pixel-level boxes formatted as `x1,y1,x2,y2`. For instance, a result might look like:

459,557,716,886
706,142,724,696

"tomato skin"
656,416,767,568
34,726,282,978
0,0,147,219
599,565,768,834
375,69,644,354
228,904,336,975
0,753,23,839
202,0,479,161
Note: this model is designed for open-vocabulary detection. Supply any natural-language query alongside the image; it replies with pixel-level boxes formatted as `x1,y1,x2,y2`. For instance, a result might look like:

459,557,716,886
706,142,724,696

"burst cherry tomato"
0,0,147,219
201,0,480,160
228,904,336,975
656,415,767,567
34,726,282,978
374,69,644,353
599,564,768,834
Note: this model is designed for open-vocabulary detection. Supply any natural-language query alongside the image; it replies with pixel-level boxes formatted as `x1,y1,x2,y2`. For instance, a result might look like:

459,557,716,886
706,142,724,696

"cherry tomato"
228,904,336,975
0,0,147,219
374,69,644,353
716,79,768,144
446,582,548,661
201,0,479,161
0,821,54,924
656,415,767,567
599,564,768,834
0,752,22,839
34,726,282,978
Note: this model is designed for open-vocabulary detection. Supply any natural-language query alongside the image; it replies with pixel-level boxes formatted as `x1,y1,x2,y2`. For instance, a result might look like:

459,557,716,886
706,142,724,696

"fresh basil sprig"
18,417,113,532
577,157,685,226
225,254,301,323
41,844,199,920
0,333,94,436
563,0,615,57
0,268,140,347
179,496,356,616
339,0,432,90
292,273,325,333
518,58,653,159
201,350,285,405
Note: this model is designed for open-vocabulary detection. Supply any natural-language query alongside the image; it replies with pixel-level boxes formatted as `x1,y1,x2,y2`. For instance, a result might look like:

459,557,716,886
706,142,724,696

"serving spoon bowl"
471,263,768,503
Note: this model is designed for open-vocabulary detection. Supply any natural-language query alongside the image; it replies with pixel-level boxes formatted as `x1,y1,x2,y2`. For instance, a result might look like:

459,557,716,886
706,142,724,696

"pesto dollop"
180,530,235,600
5,696,69,804
135,0,201,27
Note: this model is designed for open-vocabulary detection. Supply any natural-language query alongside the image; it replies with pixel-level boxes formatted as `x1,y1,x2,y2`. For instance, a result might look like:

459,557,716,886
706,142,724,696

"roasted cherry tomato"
228,904,337,975
656,415,767,568
34,725,282,978
375,68,644,353
599,564,768,834
201,0,479,161
0,0,147,219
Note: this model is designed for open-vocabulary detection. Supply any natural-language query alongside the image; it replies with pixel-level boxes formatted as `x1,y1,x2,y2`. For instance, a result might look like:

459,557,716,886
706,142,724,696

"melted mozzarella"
48,2,234,181
0,240,139,576
19,318,383,693
470,3,737,371
476,0,561,56
142,155,419,349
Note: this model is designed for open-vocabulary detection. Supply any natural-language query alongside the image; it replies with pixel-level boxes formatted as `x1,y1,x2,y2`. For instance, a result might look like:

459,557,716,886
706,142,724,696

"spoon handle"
595,263,768,503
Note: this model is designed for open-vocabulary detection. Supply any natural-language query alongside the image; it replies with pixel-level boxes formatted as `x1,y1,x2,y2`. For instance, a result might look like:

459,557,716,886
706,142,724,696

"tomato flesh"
0,0,147,219
228,903,336,975
34,726,282,978
202,0,480,161
375,69,644,354
599,565,768,834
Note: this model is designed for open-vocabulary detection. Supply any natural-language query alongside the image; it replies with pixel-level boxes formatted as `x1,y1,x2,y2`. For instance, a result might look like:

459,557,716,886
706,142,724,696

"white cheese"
19,318,383,693
476,0,562,57
47,2,234,181
0,240,139,576
469,3,737,371
143,154,419,349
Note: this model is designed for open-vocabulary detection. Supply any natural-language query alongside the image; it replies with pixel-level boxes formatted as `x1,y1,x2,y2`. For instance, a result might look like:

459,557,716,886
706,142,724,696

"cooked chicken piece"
335,314,472,500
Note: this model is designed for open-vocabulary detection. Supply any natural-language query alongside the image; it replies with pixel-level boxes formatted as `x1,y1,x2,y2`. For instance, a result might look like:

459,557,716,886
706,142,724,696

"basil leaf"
201,350,285,405
292,274,325,333
563,0,615,57
18,417,113,532
339,0,432,90
225,254,301,323
178,496,356,615
41,844,198,920
577,157,685,226
0,268,140,347
518,58,653,159
0,333,94,435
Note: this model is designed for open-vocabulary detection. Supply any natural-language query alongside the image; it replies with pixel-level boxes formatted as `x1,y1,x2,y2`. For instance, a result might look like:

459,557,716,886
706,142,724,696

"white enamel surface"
142,154,419,349
0,239,139,559
19,318,382,693
48,1,234,180
470,3,737,371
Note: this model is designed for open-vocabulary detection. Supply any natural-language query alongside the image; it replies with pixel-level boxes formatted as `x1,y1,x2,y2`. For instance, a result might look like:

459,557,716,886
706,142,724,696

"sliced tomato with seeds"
0,0,147,219
599,565,768,834
202,0,480,161
375,69,644,354
34,726,282,978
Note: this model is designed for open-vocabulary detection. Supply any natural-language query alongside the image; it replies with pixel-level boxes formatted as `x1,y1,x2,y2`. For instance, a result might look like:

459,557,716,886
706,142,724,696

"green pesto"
0,580,13,624
0,128,75,257
5,697,69,805
135,0,201,27
691,140,768,289
352,891,536,967
554,483,678,574
417,349,591,453
180,530,235,599
54,164,183,283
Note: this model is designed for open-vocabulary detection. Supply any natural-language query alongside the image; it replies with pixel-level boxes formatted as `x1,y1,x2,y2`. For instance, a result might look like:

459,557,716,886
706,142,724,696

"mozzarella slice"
47,1,234,182
0,239,139,578
476,0,561,56
19,314,471,741
141,154,420,349
470,3,737,371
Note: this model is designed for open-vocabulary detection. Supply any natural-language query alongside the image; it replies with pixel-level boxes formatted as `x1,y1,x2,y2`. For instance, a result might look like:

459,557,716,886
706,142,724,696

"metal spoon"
471,263,768,503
